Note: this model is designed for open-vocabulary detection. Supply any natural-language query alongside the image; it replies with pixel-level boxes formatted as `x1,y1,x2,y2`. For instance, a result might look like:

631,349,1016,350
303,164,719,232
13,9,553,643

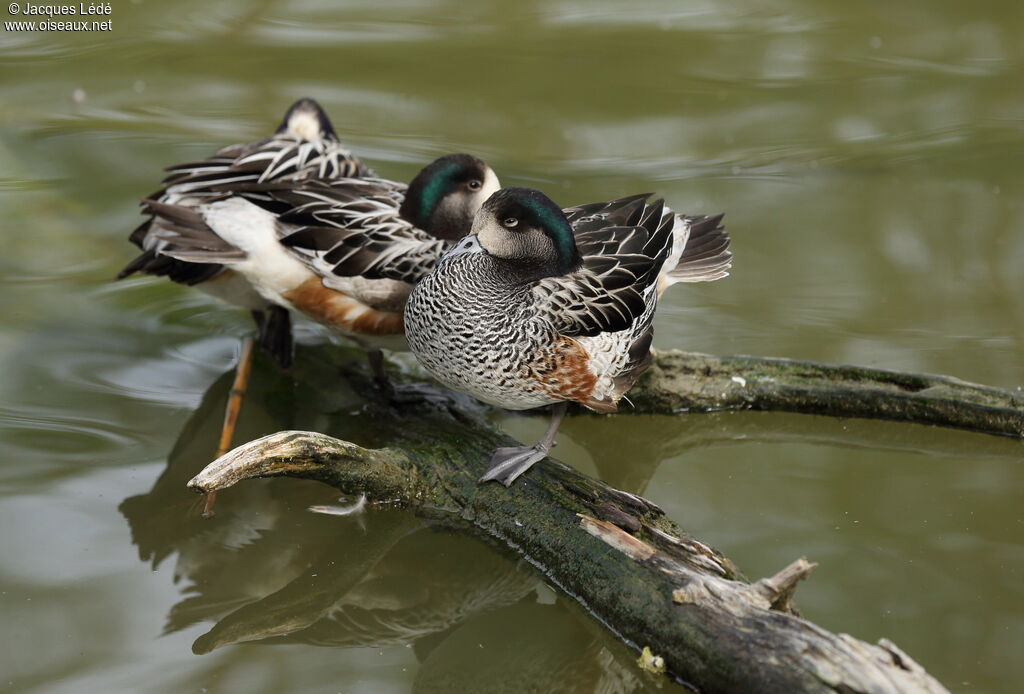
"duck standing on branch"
117,98,373,368
403,187,732,485
146,153,501,385
118,97,375,517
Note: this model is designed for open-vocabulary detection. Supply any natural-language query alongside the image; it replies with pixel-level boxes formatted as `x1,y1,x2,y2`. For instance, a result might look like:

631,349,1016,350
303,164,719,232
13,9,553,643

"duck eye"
503,217,519,228
467,180,482,191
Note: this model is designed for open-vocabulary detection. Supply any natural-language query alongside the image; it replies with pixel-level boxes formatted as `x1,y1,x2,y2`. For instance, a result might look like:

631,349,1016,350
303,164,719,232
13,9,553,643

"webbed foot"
479,402,568,487
480,443,554,486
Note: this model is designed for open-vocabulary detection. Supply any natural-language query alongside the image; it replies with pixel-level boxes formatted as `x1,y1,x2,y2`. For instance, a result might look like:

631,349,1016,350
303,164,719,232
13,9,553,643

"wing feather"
534,196,676,338
664,213,732,284
274,178,447,285
120,131,373,281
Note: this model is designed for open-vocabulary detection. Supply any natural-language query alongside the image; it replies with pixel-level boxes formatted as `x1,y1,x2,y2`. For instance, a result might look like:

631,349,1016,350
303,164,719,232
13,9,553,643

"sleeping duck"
118,98,372,367
403,187,731,485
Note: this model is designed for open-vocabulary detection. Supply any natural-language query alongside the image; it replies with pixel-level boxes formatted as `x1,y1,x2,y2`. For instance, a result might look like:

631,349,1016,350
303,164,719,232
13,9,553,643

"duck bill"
444,234,486,259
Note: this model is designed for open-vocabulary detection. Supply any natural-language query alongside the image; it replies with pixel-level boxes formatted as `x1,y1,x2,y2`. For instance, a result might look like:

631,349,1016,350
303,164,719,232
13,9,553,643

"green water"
1,1,1022,692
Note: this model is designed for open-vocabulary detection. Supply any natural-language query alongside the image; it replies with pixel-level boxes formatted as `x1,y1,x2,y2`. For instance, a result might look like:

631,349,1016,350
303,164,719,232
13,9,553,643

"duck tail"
115,247,157,280
662,213,731,289
116,218,225,285
140,199,248,265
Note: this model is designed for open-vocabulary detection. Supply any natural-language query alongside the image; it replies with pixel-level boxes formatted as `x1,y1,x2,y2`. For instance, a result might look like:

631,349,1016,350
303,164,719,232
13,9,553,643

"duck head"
276,98,338,142
472,187,582,280
399,153,501,241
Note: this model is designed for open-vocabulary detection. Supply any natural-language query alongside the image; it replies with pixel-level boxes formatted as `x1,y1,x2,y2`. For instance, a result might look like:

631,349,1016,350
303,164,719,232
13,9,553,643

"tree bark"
629,350,1024,437
182,345,1008,694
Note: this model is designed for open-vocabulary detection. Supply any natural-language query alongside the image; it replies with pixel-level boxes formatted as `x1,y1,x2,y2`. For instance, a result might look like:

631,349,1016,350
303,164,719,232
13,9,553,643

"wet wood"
628,351,1024,438
185,347,980,693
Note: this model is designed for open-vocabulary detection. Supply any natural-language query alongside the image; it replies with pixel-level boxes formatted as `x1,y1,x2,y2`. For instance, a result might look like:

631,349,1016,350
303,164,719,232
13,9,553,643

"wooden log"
628,351,1024,437
186,347,963,693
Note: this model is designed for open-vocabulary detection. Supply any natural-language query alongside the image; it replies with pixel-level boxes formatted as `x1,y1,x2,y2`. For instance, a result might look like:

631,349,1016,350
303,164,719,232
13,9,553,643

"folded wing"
278,179,447,285
535,196,676,338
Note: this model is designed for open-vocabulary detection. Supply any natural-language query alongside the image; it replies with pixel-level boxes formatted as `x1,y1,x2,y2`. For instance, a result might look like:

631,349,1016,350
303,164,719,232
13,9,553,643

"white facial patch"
474,214,510,256
479,167,501,201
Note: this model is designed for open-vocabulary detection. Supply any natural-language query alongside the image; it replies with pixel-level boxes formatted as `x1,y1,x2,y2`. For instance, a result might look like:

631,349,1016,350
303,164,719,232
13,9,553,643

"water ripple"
0,403,136,457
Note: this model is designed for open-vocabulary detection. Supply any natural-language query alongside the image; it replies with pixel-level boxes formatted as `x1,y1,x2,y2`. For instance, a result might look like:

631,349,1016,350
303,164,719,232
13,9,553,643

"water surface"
1,1,1022,692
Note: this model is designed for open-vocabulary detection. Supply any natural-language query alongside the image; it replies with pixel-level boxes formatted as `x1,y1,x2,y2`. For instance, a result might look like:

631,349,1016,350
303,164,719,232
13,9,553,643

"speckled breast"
404,254,564,411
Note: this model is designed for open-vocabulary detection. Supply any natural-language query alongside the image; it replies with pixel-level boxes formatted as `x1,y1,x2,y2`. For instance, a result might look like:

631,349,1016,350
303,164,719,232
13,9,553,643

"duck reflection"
413,600,648,694
189,520,533,654
119,344,670,694
118,343,1013,693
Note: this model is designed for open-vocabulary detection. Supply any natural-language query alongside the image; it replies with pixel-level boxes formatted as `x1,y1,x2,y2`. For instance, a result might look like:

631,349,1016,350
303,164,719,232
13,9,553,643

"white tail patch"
201,198,313,303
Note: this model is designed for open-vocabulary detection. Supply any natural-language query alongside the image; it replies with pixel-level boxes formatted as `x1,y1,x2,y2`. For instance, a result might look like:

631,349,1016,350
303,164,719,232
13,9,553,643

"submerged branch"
181,345,1020,692
190,424,949,693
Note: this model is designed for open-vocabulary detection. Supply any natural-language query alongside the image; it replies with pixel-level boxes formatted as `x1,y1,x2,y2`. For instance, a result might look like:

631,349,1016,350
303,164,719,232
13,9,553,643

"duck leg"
480,402,567,486
351,341,397,391
202,336,256,518
255,306,293,369
367,348,390,388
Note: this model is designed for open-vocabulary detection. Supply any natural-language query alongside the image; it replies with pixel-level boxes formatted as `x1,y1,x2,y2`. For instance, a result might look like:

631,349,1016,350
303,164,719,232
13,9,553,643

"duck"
403,187,731,485
143,153,501,381
117,98,373,367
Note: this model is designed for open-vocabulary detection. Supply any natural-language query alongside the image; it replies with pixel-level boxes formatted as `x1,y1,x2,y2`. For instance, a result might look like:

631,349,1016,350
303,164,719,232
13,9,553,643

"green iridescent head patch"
417,161,460,224
484,187,582,276
522,195,576,270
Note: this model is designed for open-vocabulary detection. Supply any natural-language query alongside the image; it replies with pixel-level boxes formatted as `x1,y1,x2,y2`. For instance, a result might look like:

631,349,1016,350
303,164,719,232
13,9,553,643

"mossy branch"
628,350,1024,438
189,424,948,693
182,345,1023,692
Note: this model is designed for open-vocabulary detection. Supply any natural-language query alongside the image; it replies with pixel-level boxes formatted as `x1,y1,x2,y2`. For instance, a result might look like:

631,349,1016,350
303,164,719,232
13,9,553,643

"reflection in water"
1,0,1022,691
413,601,644,694
120,351,666,693
116,345,1023,692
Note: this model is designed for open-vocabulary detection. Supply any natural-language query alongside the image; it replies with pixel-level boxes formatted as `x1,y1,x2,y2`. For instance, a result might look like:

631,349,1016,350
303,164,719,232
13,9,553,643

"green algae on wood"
629,351,1024,438
189,428,948,693
180,344,1021,692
